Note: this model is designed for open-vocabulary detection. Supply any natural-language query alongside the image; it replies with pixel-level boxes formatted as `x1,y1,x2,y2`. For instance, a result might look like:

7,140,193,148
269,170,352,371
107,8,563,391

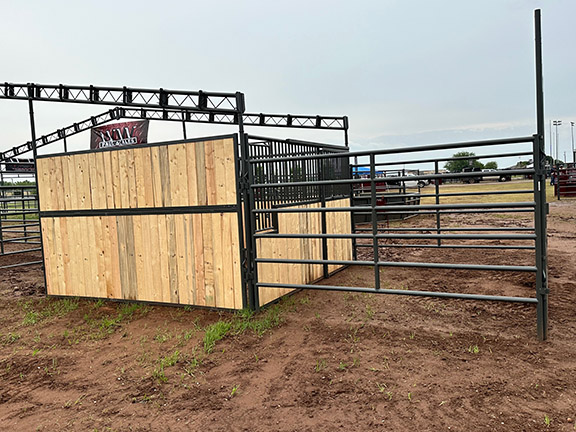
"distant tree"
484,161,498,170
444,152,484,173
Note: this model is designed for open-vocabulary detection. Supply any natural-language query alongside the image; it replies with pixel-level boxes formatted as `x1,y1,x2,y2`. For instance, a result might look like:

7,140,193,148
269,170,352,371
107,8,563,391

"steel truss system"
0,83,243,113
0,107,348,162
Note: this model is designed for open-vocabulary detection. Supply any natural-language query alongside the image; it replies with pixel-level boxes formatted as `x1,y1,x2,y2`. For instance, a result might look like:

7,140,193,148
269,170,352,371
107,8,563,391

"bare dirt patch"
0,201,575,431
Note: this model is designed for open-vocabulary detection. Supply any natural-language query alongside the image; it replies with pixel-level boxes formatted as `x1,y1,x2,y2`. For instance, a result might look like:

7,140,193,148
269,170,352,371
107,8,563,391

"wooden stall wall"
37,137,244,310
256,198,352,307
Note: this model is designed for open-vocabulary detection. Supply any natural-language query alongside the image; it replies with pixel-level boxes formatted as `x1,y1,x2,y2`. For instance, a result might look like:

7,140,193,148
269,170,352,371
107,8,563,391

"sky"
0,0,575,167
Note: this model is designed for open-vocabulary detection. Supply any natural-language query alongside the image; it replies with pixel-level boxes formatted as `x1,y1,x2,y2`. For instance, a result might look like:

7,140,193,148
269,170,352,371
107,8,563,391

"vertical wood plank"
41,217,55,294
76,154,92,210
213,140,227,205
76,217,88,297
94,152,107,209
211,213,224,308
220,213,235,309
132,215,147,301
204,141,217,205
174,214,188,304
168,144,189,207
36,159,50,211
157,214,171,303
147,214,164,303
185,214,197,305
195,142,207,206
229,216,243,309
110,151,122,209
133,148,148,208
202,213,215,306
106,216,122,299
150,146,164,207
126,148,138,208
66,155,79,210
59,217,71,296
166,214,179,304
51,157,65,211
85,215,99,297
222,138,237,205
141,147,155,207
192,213,206,306
186,142,198,206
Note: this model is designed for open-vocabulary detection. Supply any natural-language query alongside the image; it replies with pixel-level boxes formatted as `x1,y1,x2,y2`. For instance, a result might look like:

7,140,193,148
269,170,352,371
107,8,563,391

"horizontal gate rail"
255,258,537,272
255,283,538,304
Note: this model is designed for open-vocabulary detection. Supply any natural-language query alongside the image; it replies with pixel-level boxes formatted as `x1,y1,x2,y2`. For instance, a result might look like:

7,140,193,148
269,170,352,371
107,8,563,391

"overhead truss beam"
0,82,243,113
119,108,347,130
1,108,348,162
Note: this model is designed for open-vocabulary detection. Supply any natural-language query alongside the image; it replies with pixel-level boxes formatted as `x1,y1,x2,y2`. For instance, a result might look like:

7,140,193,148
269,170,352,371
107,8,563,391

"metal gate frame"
245,10,548,340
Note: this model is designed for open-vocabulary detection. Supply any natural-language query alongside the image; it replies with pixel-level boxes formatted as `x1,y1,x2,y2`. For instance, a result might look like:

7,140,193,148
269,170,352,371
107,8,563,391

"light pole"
553,120,562,164
571,121,575,164
550,120,553,161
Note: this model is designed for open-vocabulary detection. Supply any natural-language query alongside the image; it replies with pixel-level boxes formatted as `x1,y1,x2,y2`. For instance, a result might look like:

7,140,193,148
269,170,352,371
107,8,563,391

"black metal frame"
248,134,548,338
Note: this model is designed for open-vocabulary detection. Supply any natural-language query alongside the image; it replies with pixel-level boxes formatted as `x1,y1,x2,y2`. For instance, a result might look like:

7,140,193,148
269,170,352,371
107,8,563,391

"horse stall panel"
37,137,244,309
256,198,352,307
36,138,238,212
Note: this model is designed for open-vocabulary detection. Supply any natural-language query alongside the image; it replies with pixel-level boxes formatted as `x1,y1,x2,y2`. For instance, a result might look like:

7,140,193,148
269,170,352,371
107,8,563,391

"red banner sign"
90,120,149,149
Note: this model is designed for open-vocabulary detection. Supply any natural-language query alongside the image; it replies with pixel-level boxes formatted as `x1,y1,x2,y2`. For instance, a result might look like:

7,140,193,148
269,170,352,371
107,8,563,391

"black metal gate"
246,134,549,339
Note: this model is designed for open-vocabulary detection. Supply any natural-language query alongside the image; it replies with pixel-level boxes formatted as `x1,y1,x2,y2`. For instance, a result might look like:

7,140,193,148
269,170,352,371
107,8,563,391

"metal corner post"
534,9,548,341
28,99,48,295
236,92,259,311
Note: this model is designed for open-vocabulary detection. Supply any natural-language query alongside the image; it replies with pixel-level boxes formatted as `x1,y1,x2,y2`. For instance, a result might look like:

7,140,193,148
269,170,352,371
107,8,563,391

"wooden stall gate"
36,135,247,310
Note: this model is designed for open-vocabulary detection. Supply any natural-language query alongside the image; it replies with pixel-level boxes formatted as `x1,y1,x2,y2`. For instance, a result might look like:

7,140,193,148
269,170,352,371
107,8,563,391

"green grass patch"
84,302,149,339
202,304,285,354
20,298,80,326
203,321,232,353
152,350,181,383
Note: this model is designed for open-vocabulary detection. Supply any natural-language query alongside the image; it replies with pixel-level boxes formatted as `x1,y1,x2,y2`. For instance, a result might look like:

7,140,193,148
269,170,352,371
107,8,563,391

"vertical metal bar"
534,9,548,341
21,197,27,242
350,155,358,260
63,135,68,153
370,154,380,290
232,133,248,310
319,156,329,278
28,99,48,295
434,160,441,247
0,202,4,254
182,120,187,140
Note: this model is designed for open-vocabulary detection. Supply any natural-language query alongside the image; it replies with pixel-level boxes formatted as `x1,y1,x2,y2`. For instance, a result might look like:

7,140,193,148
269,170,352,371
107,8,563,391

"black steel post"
0,202,4,254
21,198,27,242
319,157,329,278
63,135,68,153
534,9,548,341
346,121,358,261
182,120,187,140
370,154,380,290
434,161,441,246
236,93,259,310
28,99,48,295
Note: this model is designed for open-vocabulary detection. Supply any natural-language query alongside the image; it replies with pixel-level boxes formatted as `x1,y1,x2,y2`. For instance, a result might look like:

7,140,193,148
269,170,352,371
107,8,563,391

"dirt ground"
0,200,575,431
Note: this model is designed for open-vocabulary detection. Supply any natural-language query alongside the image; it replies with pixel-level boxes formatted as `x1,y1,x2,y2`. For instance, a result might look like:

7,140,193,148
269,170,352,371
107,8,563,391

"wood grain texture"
38,137,242,308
